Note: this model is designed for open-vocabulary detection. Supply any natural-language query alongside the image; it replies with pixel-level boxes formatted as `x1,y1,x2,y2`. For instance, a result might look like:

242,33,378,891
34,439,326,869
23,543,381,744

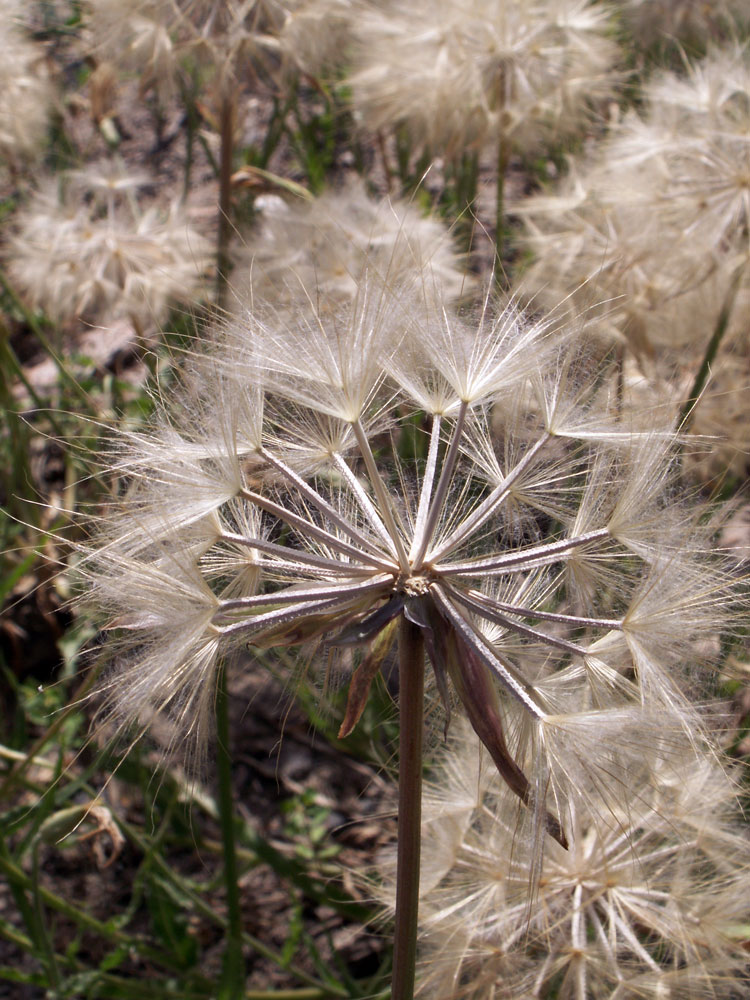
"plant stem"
181,68,200,203
678,260,745,430
0,655,105,798
216,88,235,309
495,129,510,285
391,616,425,1000
215,662,246,1000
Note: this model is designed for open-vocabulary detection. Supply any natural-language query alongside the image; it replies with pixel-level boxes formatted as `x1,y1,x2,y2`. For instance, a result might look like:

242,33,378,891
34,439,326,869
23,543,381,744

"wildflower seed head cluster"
86,0,283,101
233,179,468,314
619,0,749,49
274,0,355,79
515,45,750,362
82,264,732,841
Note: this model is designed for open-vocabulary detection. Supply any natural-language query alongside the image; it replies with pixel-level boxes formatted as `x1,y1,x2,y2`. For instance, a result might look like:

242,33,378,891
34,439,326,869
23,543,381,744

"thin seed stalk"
679,259,746,430
495,129,510,285
494,62,510,285
216,87,235,309
216,662,246,999
392,616,425,1000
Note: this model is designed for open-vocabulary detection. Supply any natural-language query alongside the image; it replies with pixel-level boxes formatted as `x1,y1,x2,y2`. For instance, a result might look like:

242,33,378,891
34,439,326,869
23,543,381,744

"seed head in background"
513,44,750,488
403,723,750,999
7,163,211,335
619,0,749,50
0,0,54,175
85,0,284,102
347,0,620,160
233,178,470,314
514,45,750,366
275,0,355,80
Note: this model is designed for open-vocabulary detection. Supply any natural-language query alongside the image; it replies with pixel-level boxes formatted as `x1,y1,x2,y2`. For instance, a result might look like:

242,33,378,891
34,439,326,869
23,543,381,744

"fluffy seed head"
275,0,354,78
515,46,750,362
347,0,620,158
233,179,469,314
406,724,750,999
7,164,211,330
79,266,735,840
85,0,283,100
619,0,749,49
0,1,53,170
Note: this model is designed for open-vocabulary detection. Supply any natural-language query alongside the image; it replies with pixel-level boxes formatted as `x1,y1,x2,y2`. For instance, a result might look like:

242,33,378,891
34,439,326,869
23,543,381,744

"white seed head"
408,723,750,999
275,0,354,78
233,180,469,315
347,0,620,158
620,0,749,48
515,46,750,357
7,164,211,330
86,0,284,99
0,1,53,170
80,268,734,843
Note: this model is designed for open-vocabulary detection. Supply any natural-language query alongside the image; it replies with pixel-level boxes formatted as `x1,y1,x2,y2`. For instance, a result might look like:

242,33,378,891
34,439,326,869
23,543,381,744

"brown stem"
495,128,509,287
377,129,395,192
216,89,235,309
391,615,425,1000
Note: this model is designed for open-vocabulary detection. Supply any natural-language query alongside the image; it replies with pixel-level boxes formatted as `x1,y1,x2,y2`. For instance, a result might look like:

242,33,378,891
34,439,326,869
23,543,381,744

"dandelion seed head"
80,267,733,846
234,180,469,316
275,0,354,78
0,2,53,170
515,45,750,361
620,0,749,49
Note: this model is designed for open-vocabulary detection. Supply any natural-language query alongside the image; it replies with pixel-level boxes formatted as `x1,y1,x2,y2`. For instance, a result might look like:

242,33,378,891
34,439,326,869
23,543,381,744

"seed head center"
402,574,431,597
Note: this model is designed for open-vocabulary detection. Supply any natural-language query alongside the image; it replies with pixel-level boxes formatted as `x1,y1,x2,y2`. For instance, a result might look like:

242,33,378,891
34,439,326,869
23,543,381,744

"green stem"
0,338,36,525
0,844,178,971
678,261,745,431
121,817,346,994
215,662,246,1000
0,320,61,432
31,843,61,990
257,95,292,170
391,616,425,1000
181,68,201,202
